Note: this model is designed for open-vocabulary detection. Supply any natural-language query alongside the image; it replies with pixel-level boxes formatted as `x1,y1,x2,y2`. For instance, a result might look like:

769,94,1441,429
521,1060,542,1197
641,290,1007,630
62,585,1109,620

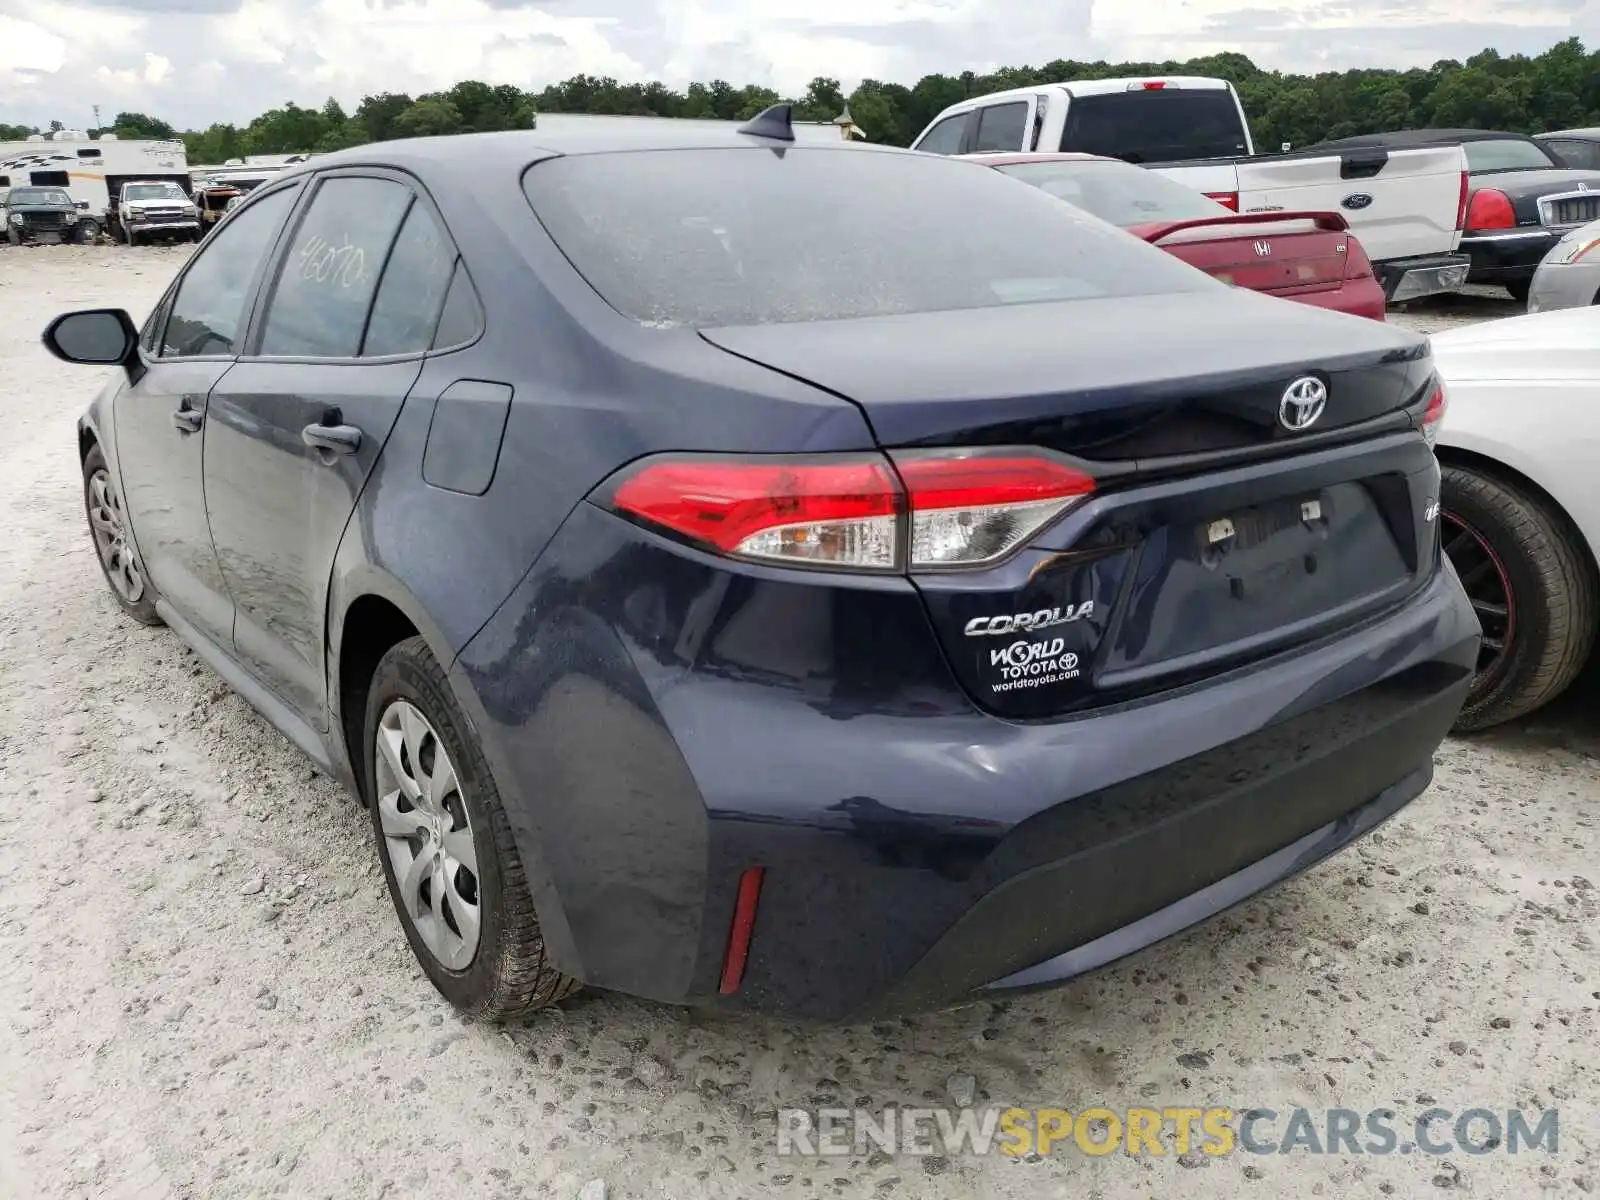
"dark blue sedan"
45,110,1480,1022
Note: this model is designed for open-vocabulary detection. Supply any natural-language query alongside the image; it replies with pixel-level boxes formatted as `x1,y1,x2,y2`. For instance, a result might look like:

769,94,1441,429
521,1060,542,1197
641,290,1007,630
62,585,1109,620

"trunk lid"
699,289,1430,459
701,293,1440,720
1129,213,1360,296
1473,168,1600,226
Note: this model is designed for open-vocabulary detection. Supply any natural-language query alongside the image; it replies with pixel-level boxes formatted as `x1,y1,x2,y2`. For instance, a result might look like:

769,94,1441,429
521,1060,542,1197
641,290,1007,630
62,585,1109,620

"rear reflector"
1421,380,1447,447
718,867,765,995
604,450,1096,571
1204,191,1240,212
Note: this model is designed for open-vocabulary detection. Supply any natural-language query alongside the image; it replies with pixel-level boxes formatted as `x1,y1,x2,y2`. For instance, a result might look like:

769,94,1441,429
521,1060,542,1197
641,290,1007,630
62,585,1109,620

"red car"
973,153,1388,322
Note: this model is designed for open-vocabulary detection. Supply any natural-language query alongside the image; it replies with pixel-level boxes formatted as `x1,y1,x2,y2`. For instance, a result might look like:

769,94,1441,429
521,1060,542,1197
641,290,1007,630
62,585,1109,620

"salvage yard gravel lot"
0,246,1595,1200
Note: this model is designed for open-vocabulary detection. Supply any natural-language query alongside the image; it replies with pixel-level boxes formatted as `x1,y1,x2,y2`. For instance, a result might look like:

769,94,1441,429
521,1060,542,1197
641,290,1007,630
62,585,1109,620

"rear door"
202,170,458,726
961,97,1037,154
1223,144,1468,261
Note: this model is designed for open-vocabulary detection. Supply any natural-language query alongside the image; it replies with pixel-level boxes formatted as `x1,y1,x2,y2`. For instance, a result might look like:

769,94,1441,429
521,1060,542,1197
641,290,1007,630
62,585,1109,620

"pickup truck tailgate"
1228,145,1467,263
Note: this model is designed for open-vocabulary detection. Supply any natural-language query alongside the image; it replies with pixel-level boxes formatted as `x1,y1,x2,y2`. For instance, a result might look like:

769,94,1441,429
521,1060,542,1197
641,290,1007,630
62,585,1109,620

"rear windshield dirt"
993,159,1228,226
521,147,1214,328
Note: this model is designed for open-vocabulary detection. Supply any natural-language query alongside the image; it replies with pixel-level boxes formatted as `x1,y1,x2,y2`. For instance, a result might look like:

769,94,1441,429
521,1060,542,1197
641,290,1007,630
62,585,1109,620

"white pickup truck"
912,77,1472,303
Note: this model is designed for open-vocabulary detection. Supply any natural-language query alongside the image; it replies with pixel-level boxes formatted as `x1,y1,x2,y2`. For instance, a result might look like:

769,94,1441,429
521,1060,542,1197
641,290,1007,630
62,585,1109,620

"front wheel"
74,218,100,244
1440,464,1596,730
364,636,580,1021
82,445,161,626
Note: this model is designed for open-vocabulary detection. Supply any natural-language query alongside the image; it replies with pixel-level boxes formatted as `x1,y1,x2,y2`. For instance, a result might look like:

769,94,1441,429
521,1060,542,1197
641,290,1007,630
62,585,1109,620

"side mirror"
76,200,90,210
42,309,139,366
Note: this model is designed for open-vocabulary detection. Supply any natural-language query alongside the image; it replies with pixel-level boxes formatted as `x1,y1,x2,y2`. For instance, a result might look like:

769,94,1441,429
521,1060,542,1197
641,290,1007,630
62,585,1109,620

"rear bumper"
1268,275,1388,321
1374,253,1471,302
1459,230,1562,282
452,505,1479,1022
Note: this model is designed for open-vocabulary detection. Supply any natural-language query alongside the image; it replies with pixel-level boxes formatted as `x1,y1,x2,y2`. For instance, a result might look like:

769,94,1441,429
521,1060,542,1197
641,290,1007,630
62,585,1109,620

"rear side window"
993,159,1227,226
1462,138,1557,172
362,201,456,356
523,147,1213,328
258,176,411,358
971,103,1029,153
1061,90,1248,163
915,115,968,156
431,262,484,349
162,185,300,357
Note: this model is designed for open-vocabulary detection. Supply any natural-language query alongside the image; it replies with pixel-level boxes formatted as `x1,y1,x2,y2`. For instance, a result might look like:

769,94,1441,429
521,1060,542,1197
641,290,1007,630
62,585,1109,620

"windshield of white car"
10,188,71,205
125,184,187,202
523,147,1215,328
992,158,1228,226
1465,139,1559,173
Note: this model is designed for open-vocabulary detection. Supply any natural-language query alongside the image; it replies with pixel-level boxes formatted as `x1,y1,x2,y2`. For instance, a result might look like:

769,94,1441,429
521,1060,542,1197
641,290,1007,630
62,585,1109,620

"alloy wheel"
87,468,145,604
374,700,482,971
1441,510,1515,692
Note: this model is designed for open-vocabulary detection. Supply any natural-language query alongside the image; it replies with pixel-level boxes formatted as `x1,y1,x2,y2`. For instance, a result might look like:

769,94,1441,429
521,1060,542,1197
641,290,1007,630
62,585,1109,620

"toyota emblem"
1253,240,1271,257
1279,376,1327,432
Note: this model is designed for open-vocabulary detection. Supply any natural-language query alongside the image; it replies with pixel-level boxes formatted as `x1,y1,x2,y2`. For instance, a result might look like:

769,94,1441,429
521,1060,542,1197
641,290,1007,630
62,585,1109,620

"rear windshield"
522,147,1213,328
1062,90,1248,164
1463,138,1557,173
992,158,1227,226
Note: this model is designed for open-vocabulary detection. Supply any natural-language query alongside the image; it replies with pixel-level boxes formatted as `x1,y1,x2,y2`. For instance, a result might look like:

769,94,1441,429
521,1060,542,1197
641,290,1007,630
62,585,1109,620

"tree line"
5,37,1600,161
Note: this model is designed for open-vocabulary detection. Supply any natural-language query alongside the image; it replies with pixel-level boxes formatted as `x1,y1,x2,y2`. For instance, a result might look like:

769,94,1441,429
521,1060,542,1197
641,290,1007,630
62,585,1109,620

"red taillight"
1142,81,1167,90
609,455,901,568
1205,191,1240,211
605,450,1096,571
1465,188,1515,232
718,866,764,995
1421,380,1447,446
1455,171,1470,231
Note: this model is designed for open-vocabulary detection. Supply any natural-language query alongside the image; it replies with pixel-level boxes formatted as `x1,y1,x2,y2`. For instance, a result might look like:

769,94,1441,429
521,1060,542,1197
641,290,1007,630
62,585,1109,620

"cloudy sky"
0,0,1594,132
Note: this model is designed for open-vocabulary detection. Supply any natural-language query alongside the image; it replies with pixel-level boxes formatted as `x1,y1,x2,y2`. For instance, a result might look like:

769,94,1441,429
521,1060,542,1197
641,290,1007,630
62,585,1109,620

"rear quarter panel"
1432,355,1600,555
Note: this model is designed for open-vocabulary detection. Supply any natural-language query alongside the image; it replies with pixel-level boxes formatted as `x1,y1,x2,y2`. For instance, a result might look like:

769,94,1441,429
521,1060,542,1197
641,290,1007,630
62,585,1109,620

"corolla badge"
1279,376,1328,432
1341,192,1374,210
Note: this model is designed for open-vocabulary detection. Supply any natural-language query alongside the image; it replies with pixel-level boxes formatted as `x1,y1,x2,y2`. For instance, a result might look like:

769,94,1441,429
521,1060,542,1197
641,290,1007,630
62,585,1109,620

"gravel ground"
0,246,1595,1200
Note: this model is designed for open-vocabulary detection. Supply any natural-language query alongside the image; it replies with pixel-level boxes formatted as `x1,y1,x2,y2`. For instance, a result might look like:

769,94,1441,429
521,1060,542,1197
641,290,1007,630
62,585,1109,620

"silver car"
1527,218,1600,312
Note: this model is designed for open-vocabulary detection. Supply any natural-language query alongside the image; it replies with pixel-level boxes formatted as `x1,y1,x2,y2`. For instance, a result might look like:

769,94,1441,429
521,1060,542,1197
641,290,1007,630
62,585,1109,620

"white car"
1431,307,1600,729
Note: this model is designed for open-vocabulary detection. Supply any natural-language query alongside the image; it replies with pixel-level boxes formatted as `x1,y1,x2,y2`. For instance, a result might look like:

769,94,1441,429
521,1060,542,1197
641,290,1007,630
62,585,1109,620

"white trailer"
0,133,190,239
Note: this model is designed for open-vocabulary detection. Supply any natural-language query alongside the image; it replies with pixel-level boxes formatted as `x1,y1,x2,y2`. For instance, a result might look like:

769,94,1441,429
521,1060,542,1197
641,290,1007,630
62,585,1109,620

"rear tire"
1505,278,1531,304
1441,464,1596,731
364,636,580,1022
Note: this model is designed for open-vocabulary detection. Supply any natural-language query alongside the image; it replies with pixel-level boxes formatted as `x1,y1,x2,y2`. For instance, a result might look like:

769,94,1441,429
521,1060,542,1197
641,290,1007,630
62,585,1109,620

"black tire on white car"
1440,463,1596,731
1505,278,1531,305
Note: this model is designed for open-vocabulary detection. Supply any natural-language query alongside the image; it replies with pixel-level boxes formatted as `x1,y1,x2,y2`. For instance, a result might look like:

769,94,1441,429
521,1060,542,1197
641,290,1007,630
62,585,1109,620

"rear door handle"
171,406,203,434
301,422,362,457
